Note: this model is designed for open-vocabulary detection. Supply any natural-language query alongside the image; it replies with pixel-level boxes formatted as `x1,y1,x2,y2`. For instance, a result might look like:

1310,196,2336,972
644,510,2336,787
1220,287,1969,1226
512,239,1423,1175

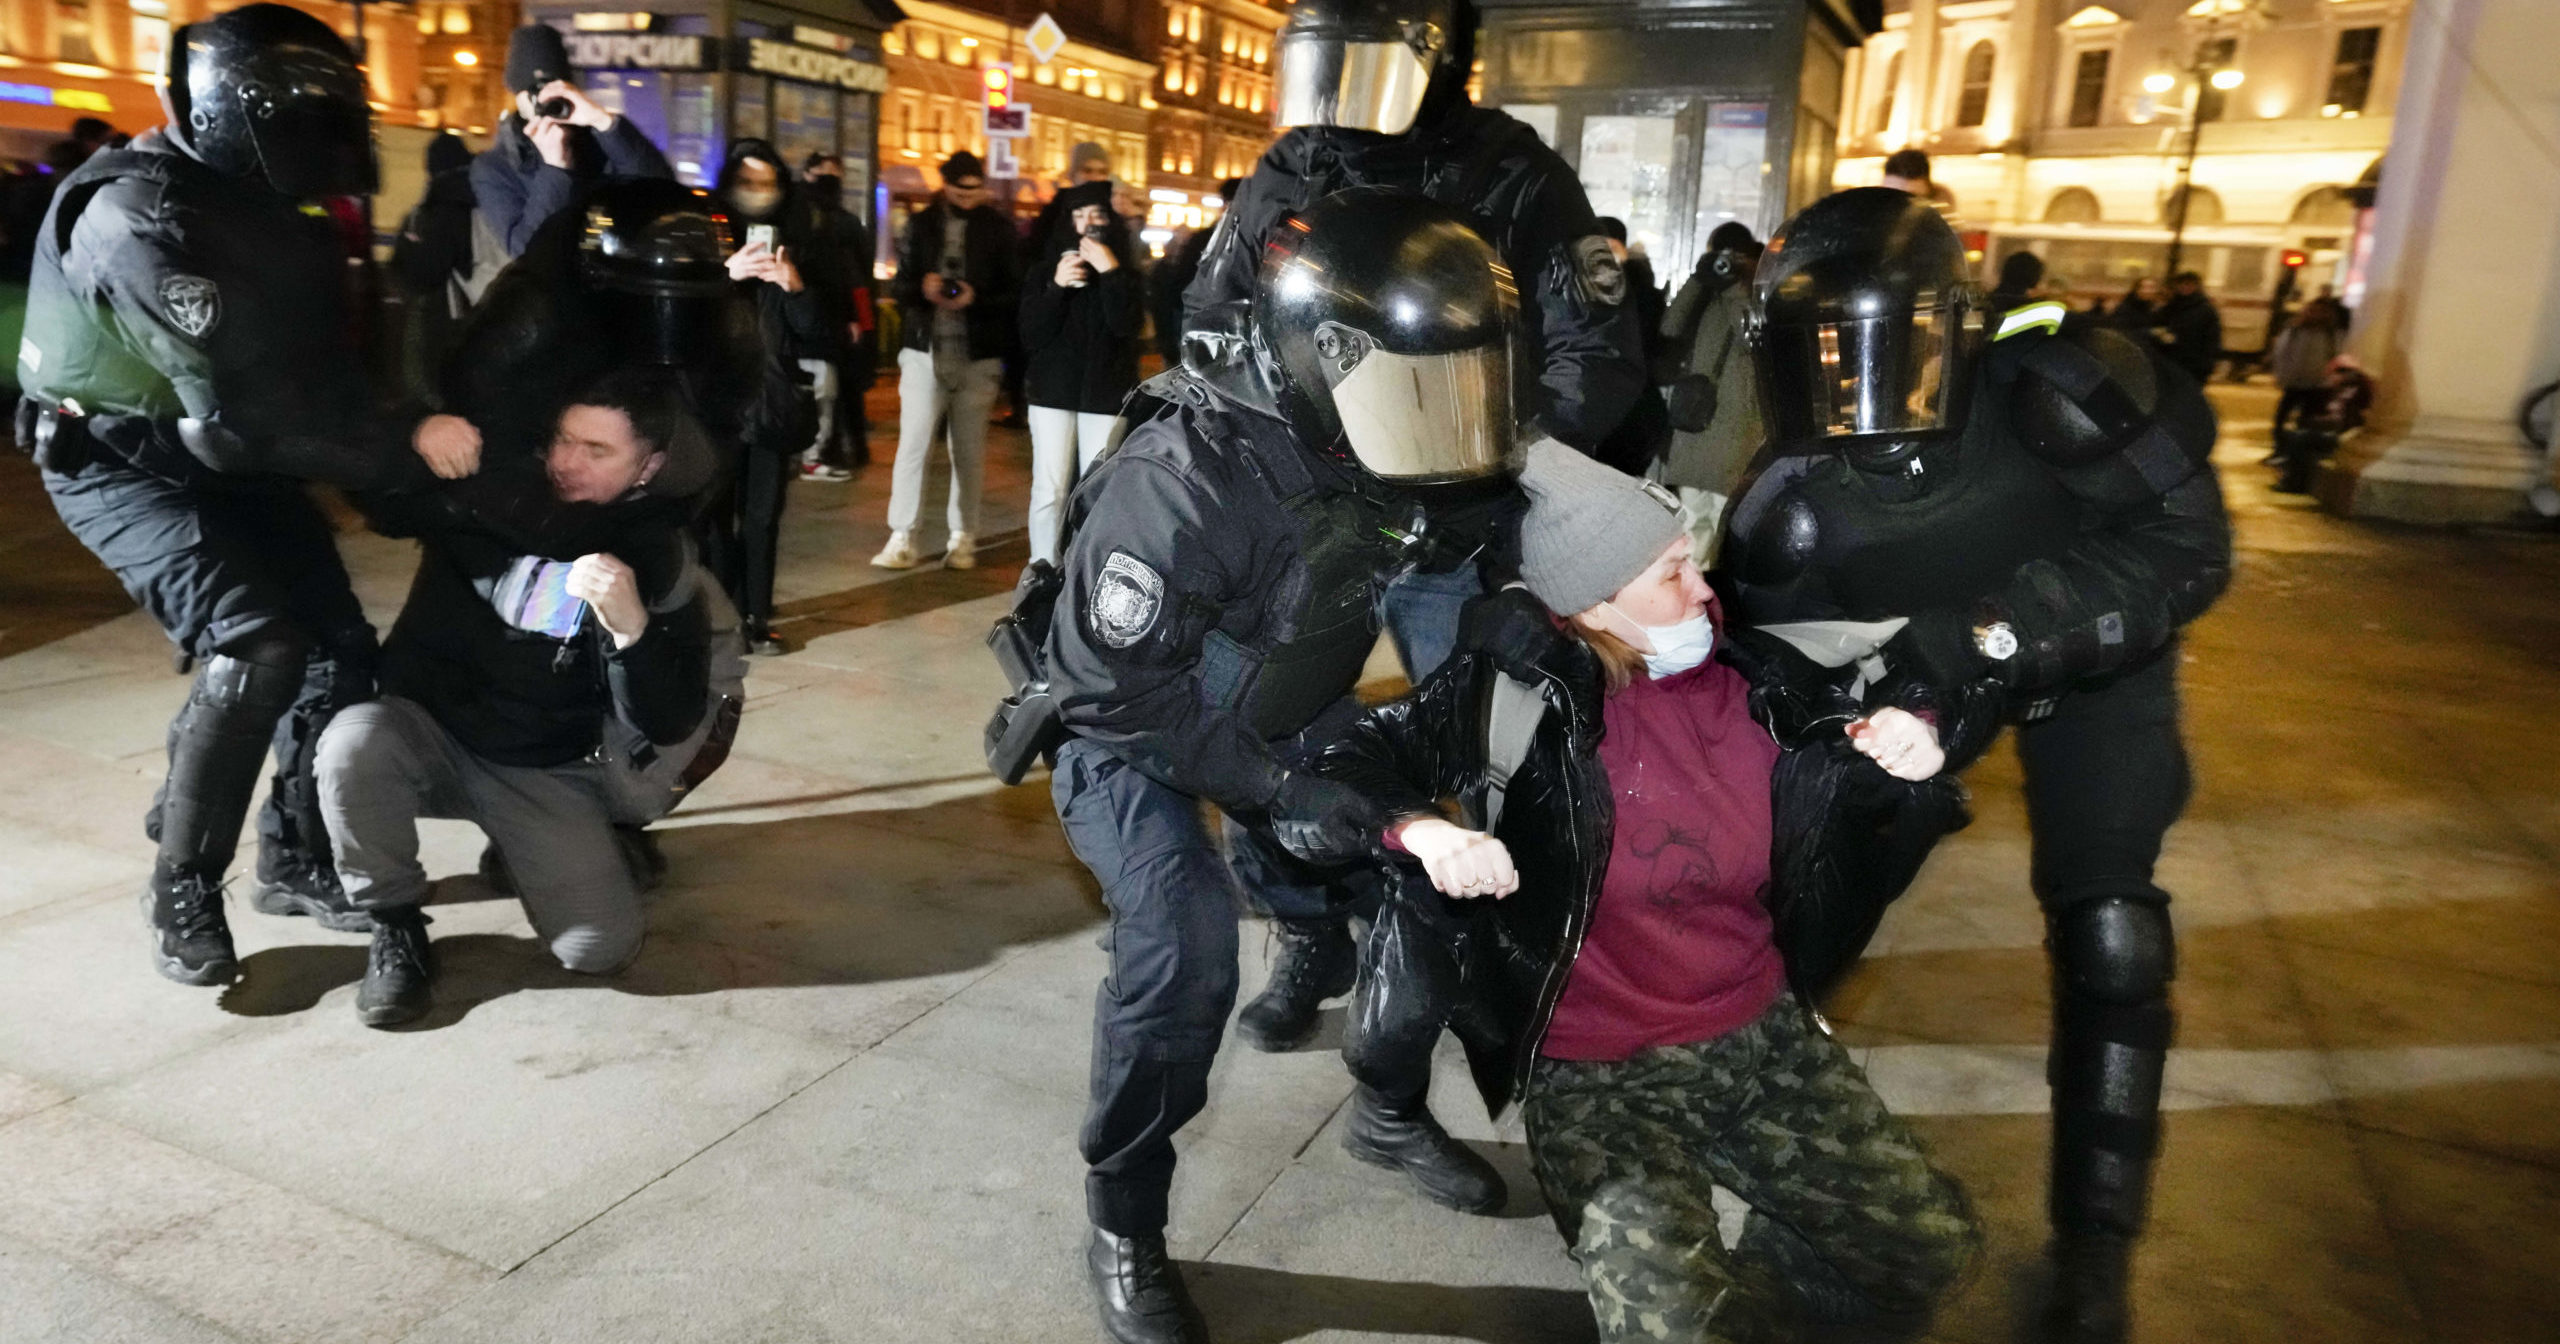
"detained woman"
1288,443,1982,1343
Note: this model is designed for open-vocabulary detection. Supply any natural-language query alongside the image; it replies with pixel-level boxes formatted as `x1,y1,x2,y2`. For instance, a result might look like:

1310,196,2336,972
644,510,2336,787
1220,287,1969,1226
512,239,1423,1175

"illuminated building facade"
0,0,427,159
1836,0,2410,352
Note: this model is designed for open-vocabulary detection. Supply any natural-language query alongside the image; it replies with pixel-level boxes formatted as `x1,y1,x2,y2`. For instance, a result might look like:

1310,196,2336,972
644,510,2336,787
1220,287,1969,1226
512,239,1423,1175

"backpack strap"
1477,668,1551,832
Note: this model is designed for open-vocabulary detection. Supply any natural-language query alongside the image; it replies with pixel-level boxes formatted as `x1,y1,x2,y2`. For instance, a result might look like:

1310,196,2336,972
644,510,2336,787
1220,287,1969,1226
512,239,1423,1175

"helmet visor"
1759,305,1970,444
1327,342,1516,482
1274,31,1436,135
241,51,378,196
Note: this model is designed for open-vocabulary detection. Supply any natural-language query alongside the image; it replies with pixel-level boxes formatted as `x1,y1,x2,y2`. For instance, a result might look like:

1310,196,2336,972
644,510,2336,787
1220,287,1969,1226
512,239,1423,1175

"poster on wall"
1697,103,1769,242
668,73,719,188
1578,115,1677,268
734,78,771,145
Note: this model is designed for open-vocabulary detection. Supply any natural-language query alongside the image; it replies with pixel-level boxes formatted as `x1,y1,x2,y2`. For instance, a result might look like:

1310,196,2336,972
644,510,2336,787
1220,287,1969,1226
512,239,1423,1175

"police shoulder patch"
158,275,221,339
1571,235,1627,307
1090,550,1166,650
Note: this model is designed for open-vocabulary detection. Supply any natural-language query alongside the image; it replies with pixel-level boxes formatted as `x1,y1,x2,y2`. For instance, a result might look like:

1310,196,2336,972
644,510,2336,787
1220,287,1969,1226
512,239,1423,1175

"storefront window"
775,82,840,172
669,73,718,187
839,93,875,204
57,1,95,63
735,77,771,144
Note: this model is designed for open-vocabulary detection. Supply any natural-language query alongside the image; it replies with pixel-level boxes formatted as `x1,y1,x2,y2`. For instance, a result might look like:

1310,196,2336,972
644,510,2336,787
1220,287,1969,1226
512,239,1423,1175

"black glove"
1266,770,1387,867
1456,585,1564,682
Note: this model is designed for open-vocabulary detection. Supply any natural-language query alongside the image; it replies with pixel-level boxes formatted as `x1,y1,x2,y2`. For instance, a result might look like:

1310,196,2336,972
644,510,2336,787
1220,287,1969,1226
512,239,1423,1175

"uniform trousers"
43,462,373,871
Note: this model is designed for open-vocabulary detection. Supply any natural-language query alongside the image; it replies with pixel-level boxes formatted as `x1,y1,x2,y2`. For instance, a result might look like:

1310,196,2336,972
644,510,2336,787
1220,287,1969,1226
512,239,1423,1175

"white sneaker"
944,532,977,570
870,530,920,569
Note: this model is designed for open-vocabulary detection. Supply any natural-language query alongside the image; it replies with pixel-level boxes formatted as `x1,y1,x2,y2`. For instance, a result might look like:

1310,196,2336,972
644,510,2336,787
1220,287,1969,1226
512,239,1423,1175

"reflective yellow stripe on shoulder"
1994,300,2067,341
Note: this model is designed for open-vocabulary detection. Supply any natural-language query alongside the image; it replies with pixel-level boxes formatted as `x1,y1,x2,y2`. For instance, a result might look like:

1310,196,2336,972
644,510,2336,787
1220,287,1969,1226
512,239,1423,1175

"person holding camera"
1021,179,1143,567
875,151,1020,571
1654,221,1765,563
472,24,672,260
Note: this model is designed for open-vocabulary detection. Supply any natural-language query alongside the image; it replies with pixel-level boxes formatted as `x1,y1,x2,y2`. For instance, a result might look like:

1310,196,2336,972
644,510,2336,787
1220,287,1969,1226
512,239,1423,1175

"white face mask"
1606,602,1716,679
731,186,782,218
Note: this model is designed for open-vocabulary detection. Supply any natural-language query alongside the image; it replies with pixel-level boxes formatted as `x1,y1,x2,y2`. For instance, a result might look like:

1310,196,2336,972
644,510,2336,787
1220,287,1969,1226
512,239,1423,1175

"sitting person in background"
2272,353,2375,495
318,371,744,1026
1278,443,1982,1344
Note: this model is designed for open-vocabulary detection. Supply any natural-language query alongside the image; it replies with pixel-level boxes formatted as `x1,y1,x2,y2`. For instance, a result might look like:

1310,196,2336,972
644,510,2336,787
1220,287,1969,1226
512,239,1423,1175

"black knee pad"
197,626,313,711
2050,895,2174,1008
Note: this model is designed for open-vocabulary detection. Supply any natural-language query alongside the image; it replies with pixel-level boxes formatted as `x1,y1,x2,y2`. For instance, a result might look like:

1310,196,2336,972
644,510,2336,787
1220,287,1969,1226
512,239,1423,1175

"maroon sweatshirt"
1539,650,1787,1062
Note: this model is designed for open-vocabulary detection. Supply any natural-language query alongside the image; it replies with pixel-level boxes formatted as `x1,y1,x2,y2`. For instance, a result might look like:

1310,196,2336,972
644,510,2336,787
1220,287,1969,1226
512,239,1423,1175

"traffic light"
2281,248,2309,269
984,64,1014,110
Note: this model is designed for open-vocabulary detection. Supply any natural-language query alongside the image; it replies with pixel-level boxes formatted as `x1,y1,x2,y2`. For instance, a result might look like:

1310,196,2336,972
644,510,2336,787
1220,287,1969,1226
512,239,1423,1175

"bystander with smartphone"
1020,180,1143,567
708,140,822,654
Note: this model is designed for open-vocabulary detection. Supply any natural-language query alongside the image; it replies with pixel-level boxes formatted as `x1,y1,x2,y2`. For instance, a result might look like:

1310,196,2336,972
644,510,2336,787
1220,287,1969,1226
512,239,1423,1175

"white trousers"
1027,405,1124,565
889,346,999,539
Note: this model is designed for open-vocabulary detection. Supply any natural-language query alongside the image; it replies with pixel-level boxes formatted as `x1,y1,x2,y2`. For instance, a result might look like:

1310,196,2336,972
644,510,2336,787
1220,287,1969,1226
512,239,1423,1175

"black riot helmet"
164,4,377,198
1750,187,1984,462
577,178,734,367
1255,187,1518,486
1273,0,1474,136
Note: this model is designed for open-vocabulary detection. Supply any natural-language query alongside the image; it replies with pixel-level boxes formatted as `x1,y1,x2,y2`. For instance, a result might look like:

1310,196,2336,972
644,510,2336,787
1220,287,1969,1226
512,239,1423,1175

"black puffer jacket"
1298,625,1971,1116
1020,180,1145,414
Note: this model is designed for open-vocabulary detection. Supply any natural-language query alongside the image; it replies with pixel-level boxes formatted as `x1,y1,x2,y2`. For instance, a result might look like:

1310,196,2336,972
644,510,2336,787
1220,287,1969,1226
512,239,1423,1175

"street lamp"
2165,55,2243,275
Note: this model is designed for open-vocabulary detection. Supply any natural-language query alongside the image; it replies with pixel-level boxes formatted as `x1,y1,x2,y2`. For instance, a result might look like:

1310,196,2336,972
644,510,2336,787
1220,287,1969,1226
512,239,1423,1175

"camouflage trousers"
1523,998,1981,1343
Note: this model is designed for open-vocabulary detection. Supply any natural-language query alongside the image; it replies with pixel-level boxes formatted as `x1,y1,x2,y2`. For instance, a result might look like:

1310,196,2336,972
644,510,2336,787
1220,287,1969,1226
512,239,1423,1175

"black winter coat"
470,111,673,260
1300,627,1969,1116
17,130,415,491
360,456,712,769
893,198,1022,362
1021,181,1144,414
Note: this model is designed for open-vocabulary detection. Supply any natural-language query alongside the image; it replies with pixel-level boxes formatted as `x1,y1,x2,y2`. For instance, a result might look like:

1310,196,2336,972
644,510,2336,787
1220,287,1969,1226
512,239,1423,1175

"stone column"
2319,0,2560,523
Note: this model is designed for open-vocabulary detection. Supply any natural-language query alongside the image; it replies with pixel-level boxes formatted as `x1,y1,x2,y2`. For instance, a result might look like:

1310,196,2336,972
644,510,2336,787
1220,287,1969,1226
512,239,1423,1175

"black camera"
940,276,968,301
532,93,574,120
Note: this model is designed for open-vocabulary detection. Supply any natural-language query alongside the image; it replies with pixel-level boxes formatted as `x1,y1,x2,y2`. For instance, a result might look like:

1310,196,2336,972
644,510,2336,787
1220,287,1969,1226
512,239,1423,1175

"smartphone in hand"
746,223,777,251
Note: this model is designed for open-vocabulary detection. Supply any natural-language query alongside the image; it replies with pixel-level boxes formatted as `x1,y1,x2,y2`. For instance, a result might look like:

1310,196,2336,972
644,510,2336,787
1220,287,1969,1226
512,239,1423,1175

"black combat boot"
356,908,434,1028
143,862,238,986
1342,1084,1507,1215
249,847,373,932
1085,1226,1206,1344
1234,918,1356,1052
2043,1228,2133,1344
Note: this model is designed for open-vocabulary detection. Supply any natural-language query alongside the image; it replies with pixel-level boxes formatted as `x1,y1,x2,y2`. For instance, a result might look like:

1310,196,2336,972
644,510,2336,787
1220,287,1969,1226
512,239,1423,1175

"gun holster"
983,560,1068,785
16,396,93,475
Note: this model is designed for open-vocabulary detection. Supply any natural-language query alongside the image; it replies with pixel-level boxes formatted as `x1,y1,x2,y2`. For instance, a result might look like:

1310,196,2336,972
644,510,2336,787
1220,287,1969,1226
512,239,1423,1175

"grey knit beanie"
1518,440,1686,615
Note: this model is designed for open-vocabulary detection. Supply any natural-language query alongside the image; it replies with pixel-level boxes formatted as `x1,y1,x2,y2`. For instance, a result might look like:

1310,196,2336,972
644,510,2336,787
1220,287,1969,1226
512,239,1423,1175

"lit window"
1873,52,1900,135
2326,27,2380,116
1222,28,1237,56
1187,8,1202,43
883,28,906,55
1185,61,1199,96
915,29,940,62
1107,76,1125,103
417,8,435,34
56,1,96,63
2068,49,2109,128
1955,42,1995,128
1249,82,1264,114
442,4,471,36
1165,63,1181,91
1036,61,1057,85
1168,9,1183,37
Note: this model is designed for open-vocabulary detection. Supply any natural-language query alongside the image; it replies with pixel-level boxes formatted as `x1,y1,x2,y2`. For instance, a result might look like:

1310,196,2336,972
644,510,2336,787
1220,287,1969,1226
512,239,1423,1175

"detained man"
317,372,745,1026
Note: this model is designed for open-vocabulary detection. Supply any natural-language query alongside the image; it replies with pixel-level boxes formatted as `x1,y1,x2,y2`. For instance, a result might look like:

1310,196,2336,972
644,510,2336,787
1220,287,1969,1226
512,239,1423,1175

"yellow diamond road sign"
1026,13,1067,66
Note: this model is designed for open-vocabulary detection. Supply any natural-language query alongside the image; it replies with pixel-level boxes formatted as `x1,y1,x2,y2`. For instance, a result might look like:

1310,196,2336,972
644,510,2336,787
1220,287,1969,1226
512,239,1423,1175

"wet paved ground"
1,383,2557,1343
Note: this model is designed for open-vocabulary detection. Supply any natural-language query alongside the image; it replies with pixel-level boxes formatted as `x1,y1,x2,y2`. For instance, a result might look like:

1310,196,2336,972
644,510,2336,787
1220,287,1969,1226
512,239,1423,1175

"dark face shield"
1317,321,1517,483
1273,22,1445,135
1756,304,1979,449
236,50,378,196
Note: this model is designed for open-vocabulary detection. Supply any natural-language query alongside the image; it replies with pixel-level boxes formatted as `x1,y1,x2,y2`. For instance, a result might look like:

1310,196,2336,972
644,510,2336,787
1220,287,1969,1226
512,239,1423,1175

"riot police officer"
1050,191,1520,1344
1182,0,1652,1063
1723,188,2232,1344
17,5,465,984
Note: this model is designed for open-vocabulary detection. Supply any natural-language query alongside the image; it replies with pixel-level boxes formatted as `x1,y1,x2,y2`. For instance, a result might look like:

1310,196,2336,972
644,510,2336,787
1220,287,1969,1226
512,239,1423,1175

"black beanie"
506,24,572,92
940,150,985,184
